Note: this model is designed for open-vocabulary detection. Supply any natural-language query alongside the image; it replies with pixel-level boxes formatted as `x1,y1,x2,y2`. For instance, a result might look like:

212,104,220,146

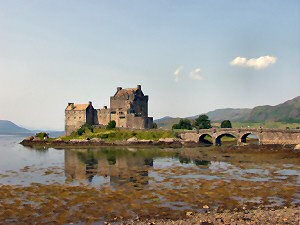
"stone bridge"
180,128,300,146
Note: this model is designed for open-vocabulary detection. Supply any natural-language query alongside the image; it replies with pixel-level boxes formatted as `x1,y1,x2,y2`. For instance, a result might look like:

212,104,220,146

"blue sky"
0,0,299,130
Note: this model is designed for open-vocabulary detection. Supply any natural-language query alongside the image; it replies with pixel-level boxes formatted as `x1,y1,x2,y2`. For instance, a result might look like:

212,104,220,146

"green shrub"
107,120,116,129
77,127,85,136
194,114,212,129
221,120,232,128
172,119,192,130
99,133,109,139
35,132,49,139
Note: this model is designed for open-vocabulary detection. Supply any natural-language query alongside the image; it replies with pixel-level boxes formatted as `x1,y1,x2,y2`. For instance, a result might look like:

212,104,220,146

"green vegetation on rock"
63,125,176,141
35,132,49,139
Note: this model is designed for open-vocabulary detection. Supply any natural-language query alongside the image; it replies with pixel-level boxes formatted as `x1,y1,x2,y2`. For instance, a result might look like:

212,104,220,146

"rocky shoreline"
122,206,300,225
20,136,300,152
20,136,194,148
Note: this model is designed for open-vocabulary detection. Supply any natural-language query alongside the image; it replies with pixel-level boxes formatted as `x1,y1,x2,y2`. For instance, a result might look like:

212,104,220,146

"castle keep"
65,85,153,135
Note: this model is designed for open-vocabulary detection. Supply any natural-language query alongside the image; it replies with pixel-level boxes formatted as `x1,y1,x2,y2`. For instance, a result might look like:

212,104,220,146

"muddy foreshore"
3,138,299,224
121,206,300,225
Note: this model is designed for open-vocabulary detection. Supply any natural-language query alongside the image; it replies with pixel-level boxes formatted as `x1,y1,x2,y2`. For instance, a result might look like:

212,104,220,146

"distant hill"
245,96,300,123
206,108,252,122
0,120,64,136
0,120,31,134
155,96,300,128
154,117,181,129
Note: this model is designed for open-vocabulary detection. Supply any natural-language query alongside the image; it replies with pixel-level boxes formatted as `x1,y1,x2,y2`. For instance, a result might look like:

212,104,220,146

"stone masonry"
180,128,300,146
65,85,153,135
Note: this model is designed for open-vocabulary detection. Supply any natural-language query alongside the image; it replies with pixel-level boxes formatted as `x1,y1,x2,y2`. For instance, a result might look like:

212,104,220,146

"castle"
65,85,153,135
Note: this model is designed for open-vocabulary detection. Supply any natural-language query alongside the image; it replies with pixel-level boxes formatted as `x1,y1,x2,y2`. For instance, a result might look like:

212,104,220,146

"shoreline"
123,206,300,225
19,138,300,154
20,138,187,148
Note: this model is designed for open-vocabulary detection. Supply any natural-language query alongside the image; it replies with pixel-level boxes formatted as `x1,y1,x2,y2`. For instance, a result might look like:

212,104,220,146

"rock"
24,136,34,141
52,138,64,143
138,139,152,144
127,137,138,143
203,205,209,209
158,138,180,143
90,138,103,143
200,222,213,225
294,144,300,150
32,137,42,141
186,211,193,216
69,139,88,143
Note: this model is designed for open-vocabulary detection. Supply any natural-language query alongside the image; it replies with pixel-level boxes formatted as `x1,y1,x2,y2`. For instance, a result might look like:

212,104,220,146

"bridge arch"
199,133,213,145
215,133,237,146
240,132,260,144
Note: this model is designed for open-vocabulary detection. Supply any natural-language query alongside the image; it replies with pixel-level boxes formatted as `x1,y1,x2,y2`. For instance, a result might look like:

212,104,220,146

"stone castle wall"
65,105,95,135
97,108,111,126
132,96,148,117
65,85,153,135
126,114,153,129
110,97,131,111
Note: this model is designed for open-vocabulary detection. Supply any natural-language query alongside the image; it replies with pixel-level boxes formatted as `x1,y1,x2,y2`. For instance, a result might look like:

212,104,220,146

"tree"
221,120,232,128
194,114,212,129
172,123,181,129
152,122,158,129
172,119,193,130
107,120,116,129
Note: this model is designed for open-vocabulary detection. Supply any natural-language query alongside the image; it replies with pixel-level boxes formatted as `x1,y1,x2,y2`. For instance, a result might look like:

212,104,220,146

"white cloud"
174,66,183,82
230,55,277,69
189,68,203,80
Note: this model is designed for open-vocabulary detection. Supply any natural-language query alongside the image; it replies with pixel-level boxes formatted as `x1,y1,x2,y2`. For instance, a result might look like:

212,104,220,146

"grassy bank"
62,126,177,142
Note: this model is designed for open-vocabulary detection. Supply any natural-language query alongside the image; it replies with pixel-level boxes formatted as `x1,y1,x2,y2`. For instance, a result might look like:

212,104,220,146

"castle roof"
66,103,90,111
114,88,138,97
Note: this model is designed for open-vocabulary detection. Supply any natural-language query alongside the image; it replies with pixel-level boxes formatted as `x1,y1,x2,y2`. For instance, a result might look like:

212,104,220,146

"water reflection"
1,136,300,220
65,148,161,186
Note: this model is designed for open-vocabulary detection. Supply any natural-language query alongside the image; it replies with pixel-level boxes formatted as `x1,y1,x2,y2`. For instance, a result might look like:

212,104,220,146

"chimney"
117,87,122,91
137,84,141,90
68,103,74,106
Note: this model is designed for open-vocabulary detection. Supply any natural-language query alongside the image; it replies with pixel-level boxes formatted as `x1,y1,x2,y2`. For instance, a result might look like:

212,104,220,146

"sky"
0,0,299,130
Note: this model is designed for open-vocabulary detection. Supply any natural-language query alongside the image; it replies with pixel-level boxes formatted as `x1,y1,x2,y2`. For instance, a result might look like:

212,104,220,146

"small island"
20,125,187,148
20,85,300,150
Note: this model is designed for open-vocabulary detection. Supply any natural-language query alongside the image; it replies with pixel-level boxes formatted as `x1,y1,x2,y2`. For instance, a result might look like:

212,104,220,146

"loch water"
0,135,299,221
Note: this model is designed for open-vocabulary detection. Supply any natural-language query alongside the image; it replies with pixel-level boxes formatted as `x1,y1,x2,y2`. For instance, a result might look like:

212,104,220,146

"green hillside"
245,96,300,123
155,96,300,129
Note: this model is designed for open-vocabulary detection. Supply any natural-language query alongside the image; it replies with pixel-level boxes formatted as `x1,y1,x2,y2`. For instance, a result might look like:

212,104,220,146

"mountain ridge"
0,120,64,137
155,96,300,128
0,120,31,134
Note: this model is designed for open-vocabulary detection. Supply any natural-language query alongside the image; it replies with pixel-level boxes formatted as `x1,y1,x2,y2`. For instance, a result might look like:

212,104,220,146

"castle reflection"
64,148,155,186
64,148,212,186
